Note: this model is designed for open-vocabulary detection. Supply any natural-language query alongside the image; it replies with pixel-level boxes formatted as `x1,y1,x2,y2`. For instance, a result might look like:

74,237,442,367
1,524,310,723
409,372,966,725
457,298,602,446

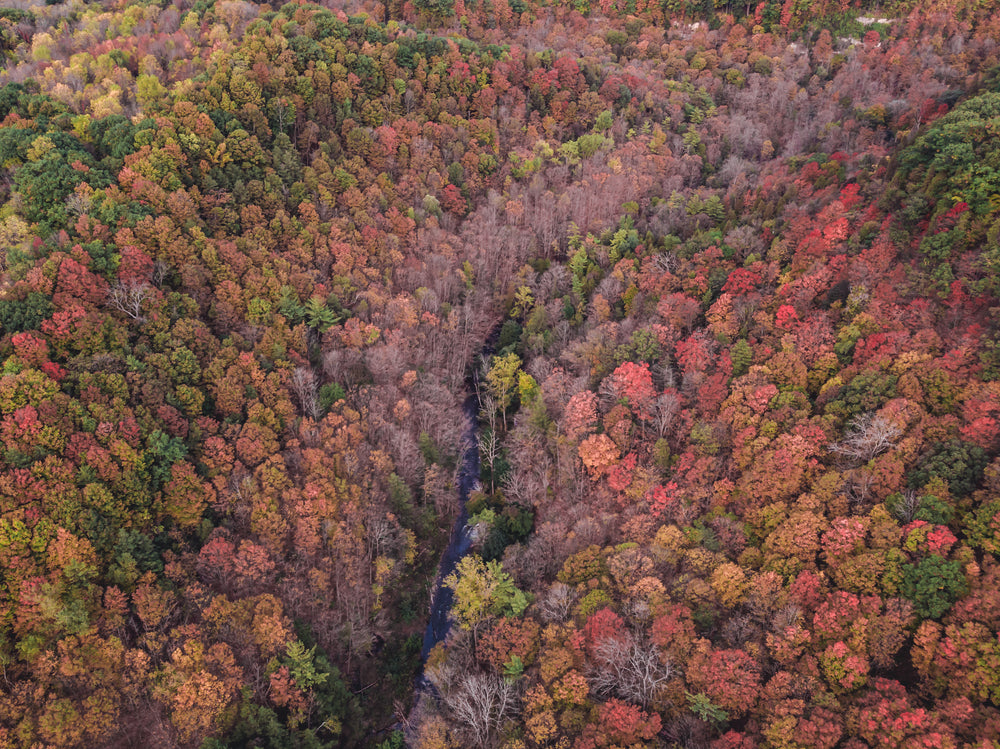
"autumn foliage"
1,0,1000,746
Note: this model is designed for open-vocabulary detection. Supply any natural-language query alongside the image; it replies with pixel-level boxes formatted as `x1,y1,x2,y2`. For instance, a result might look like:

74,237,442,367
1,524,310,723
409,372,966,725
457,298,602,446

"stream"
405,389,481,735
419,391,481,661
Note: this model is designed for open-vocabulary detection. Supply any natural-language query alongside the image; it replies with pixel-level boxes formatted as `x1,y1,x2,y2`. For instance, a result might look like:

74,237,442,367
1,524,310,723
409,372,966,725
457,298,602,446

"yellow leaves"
710,563,749,607
486,352,523,410
0,213,31,255
372,555,394,610
649,123,668,154
650,524,690,565
26,135,56,162
228,74,263,108
762,510,827,577
162,462,215,529
685,547,723,577
136,74,167,110
213,139,233,167
402,528,417,565
413,716,456,749
30,32,53,62
38,697,84,746
551,669,589,705
154,639,243,743
525,709,558,745
539,645,575,684
90,89,124,120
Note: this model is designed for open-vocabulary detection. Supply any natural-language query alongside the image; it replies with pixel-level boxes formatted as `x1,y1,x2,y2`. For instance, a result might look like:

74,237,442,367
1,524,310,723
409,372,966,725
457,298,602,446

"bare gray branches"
588,633,673,707
107,279,152,321
828,413,902,462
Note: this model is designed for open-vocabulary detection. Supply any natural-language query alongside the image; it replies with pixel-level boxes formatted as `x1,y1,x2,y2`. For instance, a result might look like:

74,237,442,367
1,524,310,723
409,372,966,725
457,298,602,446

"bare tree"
651,360,678,390
828,412,902,462
537,582,576,623
428,666,519,749
501,469,530,506
107,280,152,321
477,394,502,492
841,467,877,511
598,374,625,409
151,261,169,288
888,489,920,523
589,632,674,707
650,391,682,438
290,367,319,420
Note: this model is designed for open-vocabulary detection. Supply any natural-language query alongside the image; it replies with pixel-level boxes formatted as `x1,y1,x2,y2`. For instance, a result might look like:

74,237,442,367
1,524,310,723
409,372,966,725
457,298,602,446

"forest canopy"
0,0,999,747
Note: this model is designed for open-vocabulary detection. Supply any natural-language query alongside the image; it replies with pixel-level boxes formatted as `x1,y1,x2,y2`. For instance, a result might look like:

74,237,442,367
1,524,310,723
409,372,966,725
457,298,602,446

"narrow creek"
405,388,481,735
419,391,481,662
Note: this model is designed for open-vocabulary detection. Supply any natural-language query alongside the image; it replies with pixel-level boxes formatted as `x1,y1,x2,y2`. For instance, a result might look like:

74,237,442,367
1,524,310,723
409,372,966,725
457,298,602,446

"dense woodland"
0,0,999,746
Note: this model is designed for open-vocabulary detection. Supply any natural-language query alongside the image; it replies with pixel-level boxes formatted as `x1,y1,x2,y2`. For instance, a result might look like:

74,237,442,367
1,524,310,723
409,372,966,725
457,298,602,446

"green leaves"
278,287,346,332
285,640,329,691
443,556,530,631
485,352,522,417
145,430,188,491
908,440,987,498
502,655,524,684
900,555,968,620
686,691,729,725
898,91,1000,217
0,291,53,334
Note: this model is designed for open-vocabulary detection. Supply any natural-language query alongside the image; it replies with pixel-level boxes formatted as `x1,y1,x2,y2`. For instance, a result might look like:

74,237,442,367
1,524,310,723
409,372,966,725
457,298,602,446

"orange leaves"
823,216,850,244
155,640,243,745
595,698,661,745
161,462,215,529
563,390,597,440
268,665,306,711
578,434,620,479
235,422,279,468
550,669,590,706
475,618,541,669
165,670,234,744
132,572,176,631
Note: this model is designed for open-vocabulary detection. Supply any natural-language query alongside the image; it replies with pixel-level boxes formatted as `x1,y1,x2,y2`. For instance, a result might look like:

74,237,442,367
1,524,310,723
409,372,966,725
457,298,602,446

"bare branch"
888,489,920,523
588,633,673,707
107,279,152,322
537,582,576,623
290,366,319,420
438,671,519,749
650,391,682,438
828,413,902,463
